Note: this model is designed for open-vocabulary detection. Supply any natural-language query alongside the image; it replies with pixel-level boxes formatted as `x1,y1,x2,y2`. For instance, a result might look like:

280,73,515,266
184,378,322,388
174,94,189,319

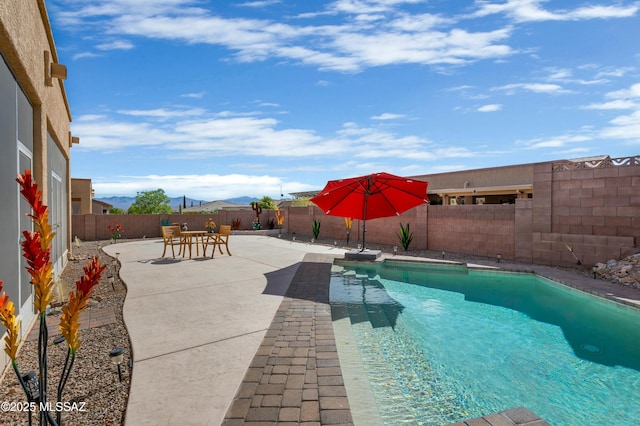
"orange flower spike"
344,217,353,229
59,295,85,352
0,281,21,360
17,172,56,248
77,257,106,297
17,171,57,314
21,231,55,314
59,257,105,352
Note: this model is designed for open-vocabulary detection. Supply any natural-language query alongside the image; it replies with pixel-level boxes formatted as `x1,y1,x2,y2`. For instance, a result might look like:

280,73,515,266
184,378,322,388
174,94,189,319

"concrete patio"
104,235,347,425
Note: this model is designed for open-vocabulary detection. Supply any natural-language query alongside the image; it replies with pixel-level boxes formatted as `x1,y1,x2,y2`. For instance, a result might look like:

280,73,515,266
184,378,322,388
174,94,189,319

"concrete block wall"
514,199,534,263
71,158,639,268
283,205,423,248
427,205,515,258
530,159,640,266
72,211,276,241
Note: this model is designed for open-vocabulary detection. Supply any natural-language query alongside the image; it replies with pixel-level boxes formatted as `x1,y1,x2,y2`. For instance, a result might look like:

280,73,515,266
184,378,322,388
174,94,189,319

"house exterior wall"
1,0,73,371
92,201,111,215
413,163,535,190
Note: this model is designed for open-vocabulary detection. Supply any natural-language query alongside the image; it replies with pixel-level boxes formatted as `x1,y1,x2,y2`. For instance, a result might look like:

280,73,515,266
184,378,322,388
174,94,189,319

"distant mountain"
224,196,258,205
95,196,257,211
95,196,135,210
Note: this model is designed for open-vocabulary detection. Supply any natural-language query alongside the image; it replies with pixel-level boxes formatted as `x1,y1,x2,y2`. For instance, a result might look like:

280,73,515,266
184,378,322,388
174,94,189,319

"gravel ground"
0,240,130,426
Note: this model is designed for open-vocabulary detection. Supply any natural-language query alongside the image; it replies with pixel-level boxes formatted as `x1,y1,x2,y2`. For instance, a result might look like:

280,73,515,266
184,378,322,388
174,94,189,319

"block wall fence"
72,158,639,268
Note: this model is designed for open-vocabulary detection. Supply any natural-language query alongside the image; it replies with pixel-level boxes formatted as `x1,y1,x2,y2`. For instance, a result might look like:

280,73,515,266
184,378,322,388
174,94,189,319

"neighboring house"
93,199,113,215
294,155,621,206
71,177,94,214
292,159,556,204
71,178,111,214
1,1,77,370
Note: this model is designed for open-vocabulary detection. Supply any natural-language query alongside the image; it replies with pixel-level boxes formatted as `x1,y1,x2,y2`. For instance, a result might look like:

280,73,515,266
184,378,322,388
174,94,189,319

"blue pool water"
330,261,640,426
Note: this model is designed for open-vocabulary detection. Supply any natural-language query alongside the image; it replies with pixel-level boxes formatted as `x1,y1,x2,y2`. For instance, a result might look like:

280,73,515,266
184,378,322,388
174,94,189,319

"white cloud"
470,0,639,22
519,134,592,150
583,100,637,110
96,40,134,50
477,104,502,112
237,0,281,7
181,92,205,99
605,83,640,100
73,110,466,162
589,83,640,140
72,52,101,60
543,66,608,85
493,82,572,94
594,67,633,79
91,172,312,199
54,0,517,72
117,108,206,118
371,113,406,120
599,110,640,140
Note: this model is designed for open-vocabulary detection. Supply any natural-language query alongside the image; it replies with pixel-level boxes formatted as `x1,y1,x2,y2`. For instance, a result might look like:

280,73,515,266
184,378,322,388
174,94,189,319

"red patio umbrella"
310,172,429,250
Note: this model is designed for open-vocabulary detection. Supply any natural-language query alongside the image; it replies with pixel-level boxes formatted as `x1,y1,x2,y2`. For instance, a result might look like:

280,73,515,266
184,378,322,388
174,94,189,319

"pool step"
450,407,550,426
342,291,396,329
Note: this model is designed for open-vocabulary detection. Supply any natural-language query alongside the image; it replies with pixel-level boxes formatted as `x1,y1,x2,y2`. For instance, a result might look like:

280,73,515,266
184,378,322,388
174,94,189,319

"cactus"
251,202,262,221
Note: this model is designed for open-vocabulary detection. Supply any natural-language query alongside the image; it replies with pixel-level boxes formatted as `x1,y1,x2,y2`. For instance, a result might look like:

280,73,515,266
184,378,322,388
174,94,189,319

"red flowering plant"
107,221,124,242
0,170,106,425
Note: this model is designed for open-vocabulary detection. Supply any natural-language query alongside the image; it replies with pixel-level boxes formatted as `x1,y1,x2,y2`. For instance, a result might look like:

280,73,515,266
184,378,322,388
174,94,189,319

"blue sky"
49,0,639,201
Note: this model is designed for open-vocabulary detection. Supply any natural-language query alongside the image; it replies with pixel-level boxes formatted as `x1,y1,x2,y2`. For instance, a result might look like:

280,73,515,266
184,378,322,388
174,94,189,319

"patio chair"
203,225,232,258
161,225,184,258
217,225,232,256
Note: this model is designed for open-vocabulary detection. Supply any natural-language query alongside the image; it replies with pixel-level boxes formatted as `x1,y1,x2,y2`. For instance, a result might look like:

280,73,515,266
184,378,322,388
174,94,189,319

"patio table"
180,230,207,259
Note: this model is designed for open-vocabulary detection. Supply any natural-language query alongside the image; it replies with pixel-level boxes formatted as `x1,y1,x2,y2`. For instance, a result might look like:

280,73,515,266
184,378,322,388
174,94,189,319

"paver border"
222,253,354,425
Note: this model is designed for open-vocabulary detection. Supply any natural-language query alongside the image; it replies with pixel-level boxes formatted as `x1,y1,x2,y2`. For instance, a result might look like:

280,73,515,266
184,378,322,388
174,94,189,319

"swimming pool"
330,260,640,425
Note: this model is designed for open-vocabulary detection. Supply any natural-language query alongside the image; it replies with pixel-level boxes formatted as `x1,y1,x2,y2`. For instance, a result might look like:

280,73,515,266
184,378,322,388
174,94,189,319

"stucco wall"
0,0,73,371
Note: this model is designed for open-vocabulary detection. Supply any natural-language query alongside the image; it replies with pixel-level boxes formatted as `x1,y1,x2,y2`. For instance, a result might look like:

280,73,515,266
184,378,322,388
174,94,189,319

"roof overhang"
429,184,532,196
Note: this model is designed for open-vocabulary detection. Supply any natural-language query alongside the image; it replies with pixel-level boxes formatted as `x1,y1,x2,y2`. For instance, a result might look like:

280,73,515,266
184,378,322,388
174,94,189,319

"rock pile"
595,253,640,290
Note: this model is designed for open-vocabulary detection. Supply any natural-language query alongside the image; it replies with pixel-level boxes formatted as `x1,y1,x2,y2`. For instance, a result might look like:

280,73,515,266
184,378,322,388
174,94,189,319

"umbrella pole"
361,181,369,252
361,219,366,252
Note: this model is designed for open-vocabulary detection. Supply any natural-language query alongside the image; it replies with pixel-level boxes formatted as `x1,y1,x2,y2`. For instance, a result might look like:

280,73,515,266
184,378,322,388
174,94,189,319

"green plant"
397,222,413,251
161,218,171,226
109,207,126,214
231,218,242,230
258,196,277,210
312,219,321,239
